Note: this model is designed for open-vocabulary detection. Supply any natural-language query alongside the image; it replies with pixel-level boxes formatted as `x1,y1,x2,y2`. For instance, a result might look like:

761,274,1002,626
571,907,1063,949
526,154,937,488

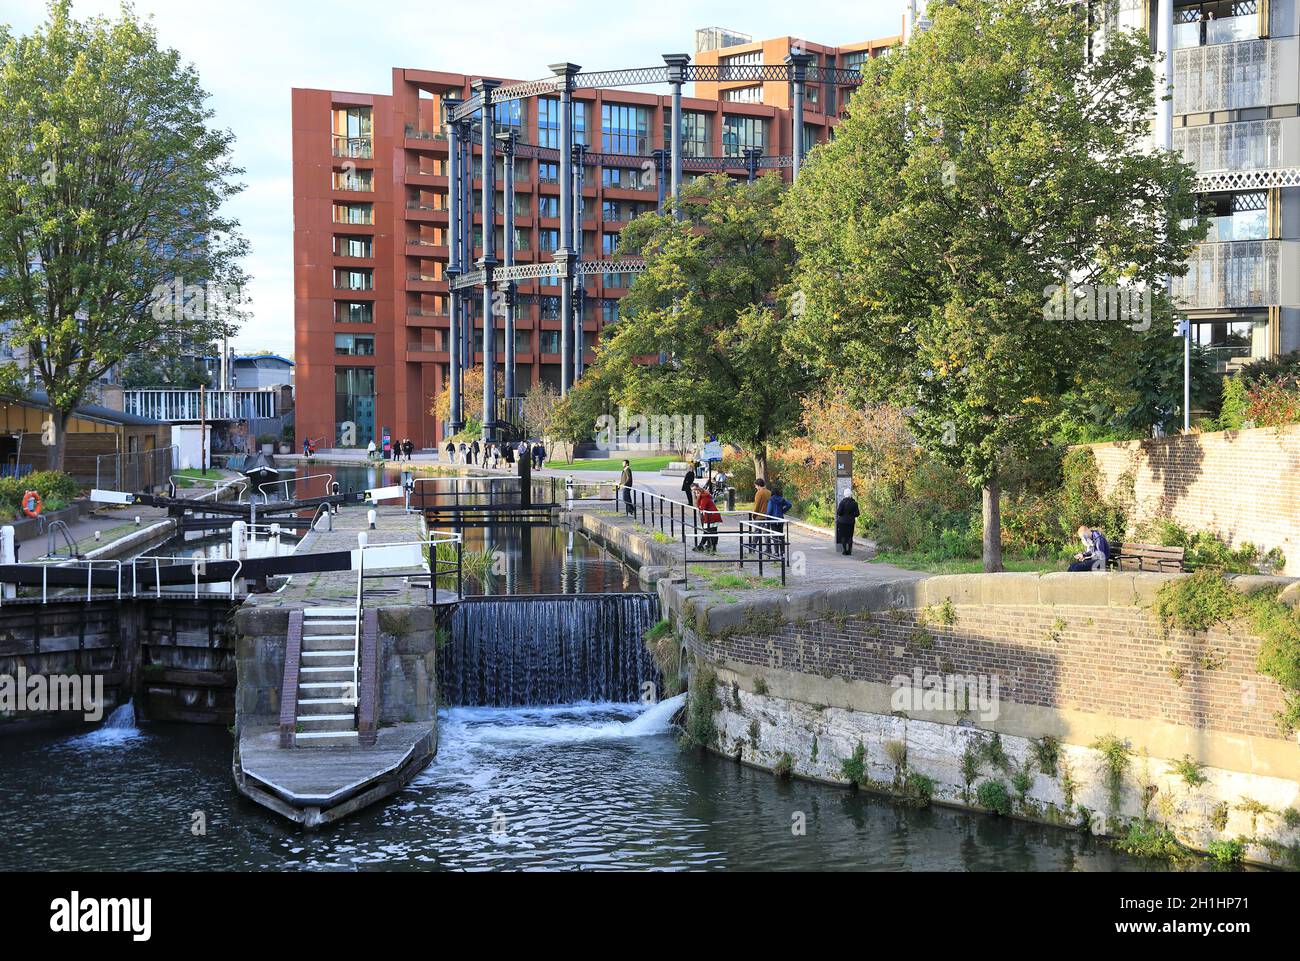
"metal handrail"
612,485,791,586
253,471,335,503
18,558,125,604
132,555,244,599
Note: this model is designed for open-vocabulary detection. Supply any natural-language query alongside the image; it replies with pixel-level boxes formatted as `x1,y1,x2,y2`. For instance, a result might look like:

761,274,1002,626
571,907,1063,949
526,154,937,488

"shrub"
1206,838,1247,865
1114,821,1191,861
840,741,867,786
683,663,720,749
976,779,1012,816
0,470,80,517
1032,735,1061,778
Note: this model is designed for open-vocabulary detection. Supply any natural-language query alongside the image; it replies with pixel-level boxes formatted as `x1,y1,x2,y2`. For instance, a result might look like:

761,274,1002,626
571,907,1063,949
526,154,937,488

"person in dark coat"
470,439,481,466
835,489,860,556
618,460,634,516
680,462,696,505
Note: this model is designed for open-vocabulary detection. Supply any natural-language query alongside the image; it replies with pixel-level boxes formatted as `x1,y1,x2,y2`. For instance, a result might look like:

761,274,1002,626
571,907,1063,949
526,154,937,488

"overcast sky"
0,0,908,356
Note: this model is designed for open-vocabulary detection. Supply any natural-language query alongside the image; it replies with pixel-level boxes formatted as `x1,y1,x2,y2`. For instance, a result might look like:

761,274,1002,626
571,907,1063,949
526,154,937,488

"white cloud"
0,0,906,357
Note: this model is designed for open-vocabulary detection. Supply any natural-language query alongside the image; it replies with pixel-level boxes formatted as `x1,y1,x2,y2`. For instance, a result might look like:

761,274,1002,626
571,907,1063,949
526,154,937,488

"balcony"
1174,240,1300,309
332,136,373,159
1173,36,1299,114
123,389,280,422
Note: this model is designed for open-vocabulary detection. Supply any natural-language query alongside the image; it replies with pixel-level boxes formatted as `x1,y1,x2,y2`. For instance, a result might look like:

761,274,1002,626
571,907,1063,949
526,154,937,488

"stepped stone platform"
233,502,441,828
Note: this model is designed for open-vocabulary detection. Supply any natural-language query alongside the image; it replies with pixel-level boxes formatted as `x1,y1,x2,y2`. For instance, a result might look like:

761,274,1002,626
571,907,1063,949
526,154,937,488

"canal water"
0,700,1204,872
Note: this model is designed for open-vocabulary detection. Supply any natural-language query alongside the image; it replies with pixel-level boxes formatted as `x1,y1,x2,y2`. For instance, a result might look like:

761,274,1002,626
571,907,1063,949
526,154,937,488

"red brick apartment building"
293,29,901,450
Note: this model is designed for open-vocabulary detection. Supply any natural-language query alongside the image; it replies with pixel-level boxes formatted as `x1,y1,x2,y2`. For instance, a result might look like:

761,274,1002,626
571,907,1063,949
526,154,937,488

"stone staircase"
293,607,359,747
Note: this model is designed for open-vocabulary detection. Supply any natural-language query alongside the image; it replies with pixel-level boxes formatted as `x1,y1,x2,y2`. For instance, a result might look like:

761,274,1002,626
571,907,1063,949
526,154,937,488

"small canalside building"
0,389,172,489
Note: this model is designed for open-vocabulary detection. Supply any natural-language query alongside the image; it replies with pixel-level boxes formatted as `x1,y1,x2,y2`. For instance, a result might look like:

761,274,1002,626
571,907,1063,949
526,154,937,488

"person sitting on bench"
1067,525,1110,572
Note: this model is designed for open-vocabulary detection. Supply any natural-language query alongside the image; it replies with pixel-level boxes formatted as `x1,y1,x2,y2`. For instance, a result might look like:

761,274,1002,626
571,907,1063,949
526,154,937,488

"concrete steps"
293,608,359,747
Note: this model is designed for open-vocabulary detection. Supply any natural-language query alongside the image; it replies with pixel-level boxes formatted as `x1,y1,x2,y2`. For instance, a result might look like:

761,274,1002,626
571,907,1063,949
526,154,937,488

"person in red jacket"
693,479,721,553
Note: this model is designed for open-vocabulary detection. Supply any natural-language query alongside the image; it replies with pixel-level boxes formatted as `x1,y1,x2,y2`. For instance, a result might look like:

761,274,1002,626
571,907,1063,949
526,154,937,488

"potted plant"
281,424,295,455
257,433,277,455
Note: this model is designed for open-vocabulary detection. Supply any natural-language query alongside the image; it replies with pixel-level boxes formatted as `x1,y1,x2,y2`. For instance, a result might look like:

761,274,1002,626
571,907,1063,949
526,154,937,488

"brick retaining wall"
1086,424,1300,575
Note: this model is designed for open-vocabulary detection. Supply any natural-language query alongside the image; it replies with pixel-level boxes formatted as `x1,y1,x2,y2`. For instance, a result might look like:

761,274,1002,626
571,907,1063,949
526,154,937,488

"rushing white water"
460,694,685,744
65,700,142,748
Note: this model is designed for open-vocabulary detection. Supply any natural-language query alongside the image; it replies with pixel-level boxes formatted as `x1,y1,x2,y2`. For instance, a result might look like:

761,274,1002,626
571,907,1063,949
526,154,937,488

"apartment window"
663,109,712,158
601,167,647,190
719,50,762,75
721,115,768,156
601,104,650,155
1192,315,1269,371
721,85,763,104
1199,191,1269,243
335,366,375,447
602,300,620,324
1174,1,1261,49
842,50,870,74
332,167,373,192
602,232,619,257
335,235,373,258
538,98,588,148
333,202,373,224
493,99,526,135
539,329,560,352
334,268,373,290
537,195,560,218
539,229,560,252
336,301,373,324
335,333,375,356
538,162,560,184
332,106,373,158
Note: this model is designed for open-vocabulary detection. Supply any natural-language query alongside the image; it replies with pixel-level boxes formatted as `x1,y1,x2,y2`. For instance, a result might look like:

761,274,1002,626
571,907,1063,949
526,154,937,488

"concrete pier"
232,502,445,827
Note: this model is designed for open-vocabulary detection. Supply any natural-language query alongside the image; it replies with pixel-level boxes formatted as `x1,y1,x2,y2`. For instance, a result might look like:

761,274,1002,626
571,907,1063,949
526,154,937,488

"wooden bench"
1108,542,1186,573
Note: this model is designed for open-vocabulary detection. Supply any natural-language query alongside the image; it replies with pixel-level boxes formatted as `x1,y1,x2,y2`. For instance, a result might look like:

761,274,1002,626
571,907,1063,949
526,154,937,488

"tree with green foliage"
0,1,247,468
590,172,812,478
782,0,1205,571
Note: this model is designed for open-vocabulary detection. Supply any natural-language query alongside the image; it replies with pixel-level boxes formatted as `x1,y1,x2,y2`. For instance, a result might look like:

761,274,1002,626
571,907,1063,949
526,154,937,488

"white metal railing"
249,471,334,503
0,559,124,606
132,555,243,599
122,389,279,422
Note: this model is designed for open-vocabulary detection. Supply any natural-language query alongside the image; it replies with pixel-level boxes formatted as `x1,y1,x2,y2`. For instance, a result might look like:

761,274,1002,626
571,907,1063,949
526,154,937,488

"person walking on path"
693,479,721,553
767,486,792,557
470,439,481,466
445,440,456,463
367,439,377,461
680,463,696,506
835,489,860,556
618,460,634,516
504,443,514,466
533,443,546,470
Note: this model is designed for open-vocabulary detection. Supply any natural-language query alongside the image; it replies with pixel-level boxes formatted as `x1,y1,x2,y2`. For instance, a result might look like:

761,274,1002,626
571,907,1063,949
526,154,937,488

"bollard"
231,520,247,561
94,531,102,542
357,531,368,550
368,509,377,530
565,475,574,507
134,516,141,526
